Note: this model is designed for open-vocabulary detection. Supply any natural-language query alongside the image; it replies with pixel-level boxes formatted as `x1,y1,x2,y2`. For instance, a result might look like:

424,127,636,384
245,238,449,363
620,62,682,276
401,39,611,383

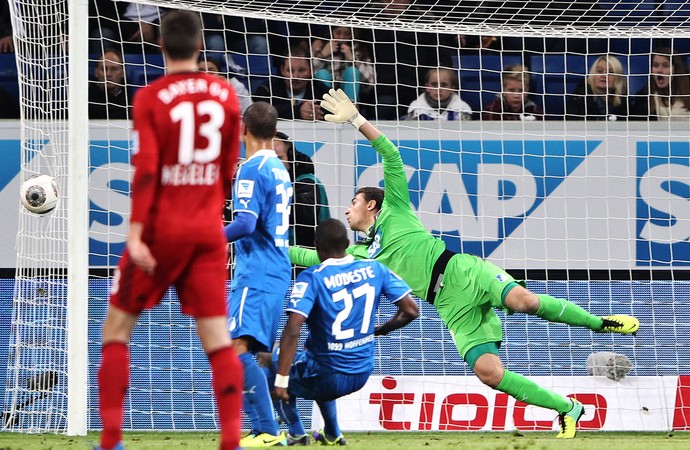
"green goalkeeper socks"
496,369,571,414
535,294,603,330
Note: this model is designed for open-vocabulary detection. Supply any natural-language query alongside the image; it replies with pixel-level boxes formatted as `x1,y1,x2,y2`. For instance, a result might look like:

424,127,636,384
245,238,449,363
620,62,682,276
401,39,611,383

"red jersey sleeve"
130,86,161,225
222,94,241,198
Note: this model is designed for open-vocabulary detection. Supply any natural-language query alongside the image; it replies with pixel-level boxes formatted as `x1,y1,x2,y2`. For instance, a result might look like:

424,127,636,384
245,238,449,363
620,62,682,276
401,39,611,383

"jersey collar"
321,255,355,266
247,149,278,161
355,212,381,246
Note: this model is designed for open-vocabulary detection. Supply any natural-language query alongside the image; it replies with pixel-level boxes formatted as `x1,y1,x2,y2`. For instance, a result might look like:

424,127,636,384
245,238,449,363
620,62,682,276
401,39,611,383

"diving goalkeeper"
289,88,640,439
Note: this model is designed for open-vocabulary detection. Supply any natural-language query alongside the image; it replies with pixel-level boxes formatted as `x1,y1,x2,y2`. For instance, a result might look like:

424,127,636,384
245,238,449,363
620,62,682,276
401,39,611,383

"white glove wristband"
275,374,289,389
348,114,367,130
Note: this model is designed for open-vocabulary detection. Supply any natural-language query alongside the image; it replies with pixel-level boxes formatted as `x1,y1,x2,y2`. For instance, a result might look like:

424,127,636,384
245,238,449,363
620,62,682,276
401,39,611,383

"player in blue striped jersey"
224,102,293,447
268,219,419,445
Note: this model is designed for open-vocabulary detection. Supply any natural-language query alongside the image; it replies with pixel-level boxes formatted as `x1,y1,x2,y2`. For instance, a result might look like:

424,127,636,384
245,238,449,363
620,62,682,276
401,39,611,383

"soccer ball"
20,174,58,214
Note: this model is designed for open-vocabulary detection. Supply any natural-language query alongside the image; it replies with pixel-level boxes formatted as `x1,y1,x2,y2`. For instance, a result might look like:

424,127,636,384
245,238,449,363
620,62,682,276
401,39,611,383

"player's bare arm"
374,294,420,336
274,311,307,401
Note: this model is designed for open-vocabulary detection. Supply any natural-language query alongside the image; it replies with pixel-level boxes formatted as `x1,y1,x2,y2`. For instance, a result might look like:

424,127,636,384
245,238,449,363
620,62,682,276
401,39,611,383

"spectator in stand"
88,50,130,120
253,46,330,121
90,1,168,54
630,47,690,121
198,55,253,114
358,0,456,119
223,16,271,56
311,25,375,104
89,0,125,54
199,14,248,76
1,0,14,52
273,131,330,251
483,64,542,121
406,67,473,120
566,54,629,121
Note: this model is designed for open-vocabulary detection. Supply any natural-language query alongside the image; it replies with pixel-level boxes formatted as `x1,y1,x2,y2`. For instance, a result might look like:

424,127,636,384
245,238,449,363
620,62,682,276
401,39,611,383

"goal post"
2,0,690,436
66,0,90,437
3,0,90,436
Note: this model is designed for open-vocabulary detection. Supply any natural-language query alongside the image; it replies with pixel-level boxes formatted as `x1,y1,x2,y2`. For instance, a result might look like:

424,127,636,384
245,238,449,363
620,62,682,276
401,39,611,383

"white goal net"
3,0,690,436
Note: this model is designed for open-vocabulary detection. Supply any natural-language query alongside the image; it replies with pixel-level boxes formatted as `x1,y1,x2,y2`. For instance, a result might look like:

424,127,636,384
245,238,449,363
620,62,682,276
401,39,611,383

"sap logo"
368,233,381,258
0,139,24,192
356,139,600,257
637,142,690,266
89,140,133,266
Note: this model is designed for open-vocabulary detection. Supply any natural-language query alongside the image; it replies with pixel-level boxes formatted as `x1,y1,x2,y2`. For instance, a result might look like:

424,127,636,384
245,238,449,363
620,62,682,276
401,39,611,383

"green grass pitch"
0,431,689,449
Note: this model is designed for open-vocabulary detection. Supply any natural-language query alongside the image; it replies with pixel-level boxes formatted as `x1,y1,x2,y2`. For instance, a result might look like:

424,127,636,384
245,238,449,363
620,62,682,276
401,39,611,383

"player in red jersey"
96,10,243,450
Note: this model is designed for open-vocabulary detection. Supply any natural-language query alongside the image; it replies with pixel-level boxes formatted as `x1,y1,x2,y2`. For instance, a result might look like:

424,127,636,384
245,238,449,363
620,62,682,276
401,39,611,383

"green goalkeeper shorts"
432,253,519,359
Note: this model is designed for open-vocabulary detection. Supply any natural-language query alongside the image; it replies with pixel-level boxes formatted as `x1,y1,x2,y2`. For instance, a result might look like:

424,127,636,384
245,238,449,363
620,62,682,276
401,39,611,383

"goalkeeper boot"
598,315,639,335
556,399,584,439
240,432,288,447
287,433,311,445
312,430,347,446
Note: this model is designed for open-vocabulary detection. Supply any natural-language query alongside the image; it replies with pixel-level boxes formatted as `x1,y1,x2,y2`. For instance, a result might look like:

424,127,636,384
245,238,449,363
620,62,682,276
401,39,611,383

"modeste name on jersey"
323,266,376,290
157,78,230,104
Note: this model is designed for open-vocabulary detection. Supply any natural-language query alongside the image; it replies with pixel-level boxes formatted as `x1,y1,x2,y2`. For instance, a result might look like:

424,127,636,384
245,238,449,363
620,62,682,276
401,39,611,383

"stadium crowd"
1,0,690,121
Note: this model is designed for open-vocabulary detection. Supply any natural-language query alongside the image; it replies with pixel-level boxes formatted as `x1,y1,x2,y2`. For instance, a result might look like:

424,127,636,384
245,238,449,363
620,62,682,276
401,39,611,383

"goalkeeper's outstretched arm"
321,88,409,208
288,246,321,267
321,88,380,141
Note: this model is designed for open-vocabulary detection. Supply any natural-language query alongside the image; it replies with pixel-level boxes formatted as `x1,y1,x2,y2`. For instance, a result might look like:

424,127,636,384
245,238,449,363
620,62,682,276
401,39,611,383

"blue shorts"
228,285,286,352
272,349,370,402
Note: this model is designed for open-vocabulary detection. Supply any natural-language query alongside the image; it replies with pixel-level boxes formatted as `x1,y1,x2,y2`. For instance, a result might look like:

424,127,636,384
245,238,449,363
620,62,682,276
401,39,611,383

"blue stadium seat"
122,53,165,68
532,53,651,115
626,54,651,95
230,53,272,75
608,38,653,55
0,53,17,78
530,54,590,116
226,52,275,94
123,53,165,89
128,67,165,89
454,54,524,113
0,53,18,103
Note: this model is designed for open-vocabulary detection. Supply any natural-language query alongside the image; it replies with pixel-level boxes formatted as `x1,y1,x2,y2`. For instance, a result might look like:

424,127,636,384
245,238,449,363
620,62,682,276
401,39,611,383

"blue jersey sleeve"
230,153,293,293
233,163,264,218
286,271,316,318
376,262,412,302
224,211,257,242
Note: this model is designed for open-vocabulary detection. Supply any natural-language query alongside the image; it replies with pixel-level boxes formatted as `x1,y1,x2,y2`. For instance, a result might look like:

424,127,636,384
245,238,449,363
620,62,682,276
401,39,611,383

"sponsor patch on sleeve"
236,179,255,198
291,282,308,299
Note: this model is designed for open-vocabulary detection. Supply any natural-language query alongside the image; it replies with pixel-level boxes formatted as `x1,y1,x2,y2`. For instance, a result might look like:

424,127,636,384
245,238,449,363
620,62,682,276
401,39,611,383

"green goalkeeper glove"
320,88,367,130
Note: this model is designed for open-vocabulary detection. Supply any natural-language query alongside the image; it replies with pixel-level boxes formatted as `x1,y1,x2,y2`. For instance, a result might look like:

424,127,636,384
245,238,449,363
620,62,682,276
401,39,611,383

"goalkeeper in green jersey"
289,88,640,439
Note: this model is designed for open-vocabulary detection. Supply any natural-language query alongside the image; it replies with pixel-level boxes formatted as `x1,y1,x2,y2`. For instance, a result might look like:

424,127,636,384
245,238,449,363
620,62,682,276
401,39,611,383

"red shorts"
109,238,228,318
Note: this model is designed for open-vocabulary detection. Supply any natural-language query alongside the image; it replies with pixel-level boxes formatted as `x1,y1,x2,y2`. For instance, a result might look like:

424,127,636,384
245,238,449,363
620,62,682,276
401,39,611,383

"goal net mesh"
4,0,690,434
